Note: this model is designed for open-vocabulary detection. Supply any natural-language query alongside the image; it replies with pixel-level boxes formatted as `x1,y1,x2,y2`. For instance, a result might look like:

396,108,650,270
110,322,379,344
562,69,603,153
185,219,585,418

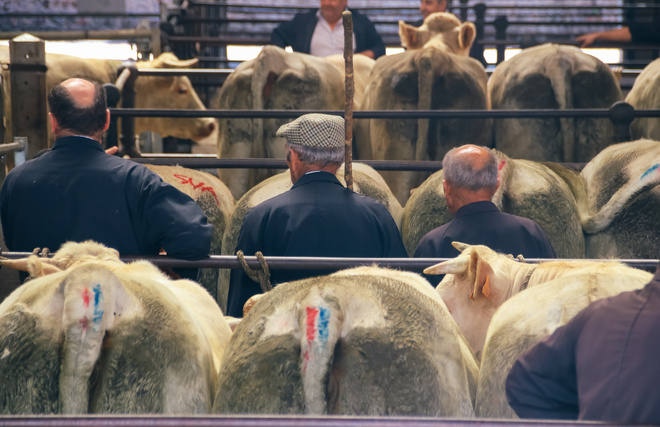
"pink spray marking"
82,288,91,308
80,288,91,329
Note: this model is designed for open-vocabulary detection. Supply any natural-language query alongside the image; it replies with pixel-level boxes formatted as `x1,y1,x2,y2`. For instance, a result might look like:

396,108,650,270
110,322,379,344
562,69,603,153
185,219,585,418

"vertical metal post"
117,64,140,158
102,83,121,150
471,3,488,66
493,16,509,65
9,34,48,161
609,101,634,143
459,0,469,22
0,72,4,145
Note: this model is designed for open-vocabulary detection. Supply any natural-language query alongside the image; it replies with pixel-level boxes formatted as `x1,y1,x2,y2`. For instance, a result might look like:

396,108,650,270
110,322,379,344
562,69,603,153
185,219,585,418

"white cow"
424,242,649,360
0,241,231,414
576,138,660,259
625,57,660,141
475,261,651,418
217,162,403,312
213,266,477,417
0,46,216,147
489,43,622,163
358,13,491,203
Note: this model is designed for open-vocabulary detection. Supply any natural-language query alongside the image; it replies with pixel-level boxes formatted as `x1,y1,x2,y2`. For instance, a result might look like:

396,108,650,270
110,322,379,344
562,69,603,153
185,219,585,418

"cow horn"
0,255,62,277
423,256,469,275
114,67,134,92
0,257,32,272
452,241,471,252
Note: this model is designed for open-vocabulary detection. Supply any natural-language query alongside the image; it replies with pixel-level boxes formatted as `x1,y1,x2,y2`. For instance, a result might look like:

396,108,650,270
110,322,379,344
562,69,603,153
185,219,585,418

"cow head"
132,53,217,142
399,12,476,56
424,242,530,358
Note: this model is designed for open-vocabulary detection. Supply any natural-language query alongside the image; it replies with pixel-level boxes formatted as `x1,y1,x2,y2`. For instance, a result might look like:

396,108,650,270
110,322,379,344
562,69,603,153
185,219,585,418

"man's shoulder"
291,9,317,20
419,220,452,243
498,210,545,229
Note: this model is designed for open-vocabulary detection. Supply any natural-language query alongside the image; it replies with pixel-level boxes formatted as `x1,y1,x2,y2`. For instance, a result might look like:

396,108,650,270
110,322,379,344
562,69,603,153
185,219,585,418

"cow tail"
299,292,343,415
582,162,660,233
552,53,576,162
416,53,433,162
59,265,124,413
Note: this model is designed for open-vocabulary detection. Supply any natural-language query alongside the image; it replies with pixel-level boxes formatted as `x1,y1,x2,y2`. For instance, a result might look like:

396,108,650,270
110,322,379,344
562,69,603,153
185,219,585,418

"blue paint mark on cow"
317,307,330,344
641,164,659,180
92,284,104,325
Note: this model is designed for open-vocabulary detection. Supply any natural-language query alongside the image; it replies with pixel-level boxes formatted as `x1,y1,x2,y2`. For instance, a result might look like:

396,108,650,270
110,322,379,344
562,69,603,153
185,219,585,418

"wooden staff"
342,10,354,191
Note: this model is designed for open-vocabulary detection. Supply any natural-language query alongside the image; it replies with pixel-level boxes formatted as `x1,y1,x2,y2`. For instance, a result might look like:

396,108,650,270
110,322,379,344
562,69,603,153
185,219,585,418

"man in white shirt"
270,0,386,59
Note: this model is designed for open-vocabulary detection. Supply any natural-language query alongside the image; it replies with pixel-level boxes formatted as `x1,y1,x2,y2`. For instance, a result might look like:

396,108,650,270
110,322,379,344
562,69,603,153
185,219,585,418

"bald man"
0,78,212,280
413,145,556,284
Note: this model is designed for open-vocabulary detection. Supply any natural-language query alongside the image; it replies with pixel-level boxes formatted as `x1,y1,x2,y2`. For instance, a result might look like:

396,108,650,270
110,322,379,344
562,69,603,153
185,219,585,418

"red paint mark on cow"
306,307,319,341
79,317,88,329
302,307,320,372
82,288,91,308
173,174,220,204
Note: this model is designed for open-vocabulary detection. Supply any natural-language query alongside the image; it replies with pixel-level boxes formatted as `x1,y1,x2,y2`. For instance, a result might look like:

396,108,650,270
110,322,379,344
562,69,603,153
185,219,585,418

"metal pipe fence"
0,414,637,427
108,107,660,120
2,252,657,273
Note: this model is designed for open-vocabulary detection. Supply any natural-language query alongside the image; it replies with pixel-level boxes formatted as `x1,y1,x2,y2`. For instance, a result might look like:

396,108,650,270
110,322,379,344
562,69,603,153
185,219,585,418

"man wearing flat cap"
226,113,408,317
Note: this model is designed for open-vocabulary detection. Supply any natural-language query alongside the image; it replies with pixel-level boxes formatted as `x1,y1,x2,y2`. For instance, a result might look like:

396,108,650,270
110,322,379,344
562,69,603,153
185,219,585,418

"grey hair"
286,143,344,167
442,145,498,191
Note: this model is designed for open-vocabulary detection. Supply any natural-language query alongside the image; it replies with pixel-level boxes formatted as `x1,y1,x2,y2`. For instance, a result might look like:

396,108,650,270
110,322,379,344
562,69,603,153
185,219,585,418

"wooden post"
10,33,48,161
342,11,354,191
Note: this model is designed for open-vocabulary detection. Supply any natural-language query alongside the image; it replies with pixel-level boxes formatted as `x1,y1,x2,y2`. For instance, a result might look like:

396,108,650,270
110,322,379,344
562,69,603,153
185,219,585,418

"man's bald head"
48,78,108,140
442,144,498,192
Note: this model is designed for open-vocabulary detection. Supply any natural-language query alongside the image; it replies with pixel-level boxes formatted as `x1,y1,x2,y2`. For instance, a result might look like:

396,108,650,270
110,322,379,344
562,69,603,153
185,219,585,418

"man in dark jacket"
0,78,212,279
270,0,385,59
506,258,660,424
413,145,556,285
226,113,408,317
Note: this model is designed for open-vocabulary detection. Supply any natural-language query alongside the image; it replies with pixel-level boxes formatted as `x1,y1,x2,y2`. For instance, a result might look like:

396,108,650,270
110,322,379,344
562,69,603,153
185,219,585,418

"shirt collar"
52,135,105,152
292,170,341,189
454,200,499,217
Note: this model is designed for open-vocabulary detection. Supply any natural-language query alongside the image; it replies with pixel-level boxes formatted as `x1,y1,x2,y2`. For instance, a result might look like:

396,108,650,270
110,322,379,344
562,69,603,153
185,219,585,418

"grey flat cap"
276,114,345,148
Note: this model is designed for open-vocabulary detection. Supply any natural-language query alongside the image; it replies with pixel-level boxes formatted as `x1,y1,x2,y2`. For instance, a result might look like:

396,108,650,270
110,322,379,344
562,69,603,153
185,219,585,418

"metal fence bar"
3,252,657,272
128,157,588,172
108,107,660,120
0,414,633,427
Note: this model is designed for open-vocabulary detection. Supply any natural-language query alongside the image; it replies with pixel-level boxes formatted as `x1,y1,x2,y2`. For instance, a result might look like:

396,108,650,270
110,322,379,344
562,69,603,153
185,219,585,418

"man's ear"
103,109,111,132
49,112,59,134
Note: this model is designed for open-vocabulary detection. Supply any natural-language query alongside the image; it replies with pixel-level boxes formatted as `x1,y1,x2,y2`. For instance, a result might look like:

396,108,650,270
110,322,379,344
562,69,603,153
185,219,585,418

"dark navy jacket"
270,9,386,59
414,201,556,284
226,171,407,317
506,265,660,424
0,136,212,260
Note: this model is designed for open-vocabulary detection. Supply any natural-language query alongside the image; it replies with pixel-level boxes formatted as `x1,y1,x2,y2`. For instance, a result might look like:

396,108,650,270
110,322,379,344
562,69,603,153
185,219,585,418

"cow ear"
458,22,476,50
398,21,419,49
468,251,494,300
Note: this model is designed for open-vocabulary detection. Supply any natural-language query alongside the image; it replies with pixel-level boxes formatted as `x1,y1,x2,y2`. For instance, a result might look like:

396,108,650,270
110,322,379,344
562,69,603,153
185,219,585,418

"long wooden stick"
342,10,354,191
